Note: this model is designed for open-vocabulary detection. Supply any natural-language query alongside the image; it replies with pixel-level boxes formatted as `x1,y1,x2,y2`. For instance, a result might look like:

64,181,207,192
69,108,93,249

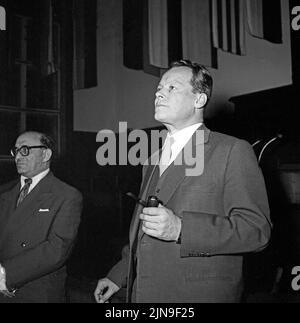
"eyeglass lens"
11,146,30,157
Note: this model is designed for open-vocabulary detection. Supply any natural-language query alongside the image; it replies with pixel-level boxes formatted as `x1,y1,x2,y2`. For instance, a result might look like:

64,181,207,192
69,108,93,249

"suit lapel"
3,173,55,234
129,151,160,247
129,125,211,246
0,184,20,246
158,124,211,206
2,183,20,215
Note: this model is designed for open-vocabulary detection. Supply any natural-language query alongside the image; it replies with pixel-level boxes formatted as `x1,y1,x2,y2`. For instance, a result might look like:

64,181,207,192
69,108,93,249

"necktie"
17,178,32,207
159,136,174,175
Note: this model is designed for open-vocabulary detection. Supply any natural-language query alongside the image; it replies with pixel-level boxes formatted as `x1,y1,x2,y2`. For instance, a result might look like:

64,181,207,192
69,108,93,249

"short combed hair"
18,131,56,159
170,59,213,106
40,133,56,156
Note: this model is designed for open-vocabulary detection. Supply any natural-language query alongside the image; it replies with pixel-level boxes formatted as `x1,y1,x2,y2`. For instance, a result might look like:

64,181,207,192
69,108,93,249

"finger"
94,283,107,303
142,220,160,230
142,207,163,216
98,288,115,303
139,213,161,223
94,287,104,303
142,225,160,237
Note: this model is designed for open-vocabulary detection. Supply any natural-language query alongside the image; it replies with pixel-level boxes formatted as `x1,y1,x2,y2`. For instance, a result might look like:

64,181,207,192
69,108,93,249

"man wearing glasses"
0,131,82,303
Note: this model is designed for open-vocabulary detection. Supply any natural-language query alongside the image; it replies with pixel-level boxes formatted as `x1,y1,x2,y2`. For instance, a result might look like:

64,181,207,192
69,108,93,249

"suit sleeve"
180,140,272,257
3,191,82,289
106,244,129,288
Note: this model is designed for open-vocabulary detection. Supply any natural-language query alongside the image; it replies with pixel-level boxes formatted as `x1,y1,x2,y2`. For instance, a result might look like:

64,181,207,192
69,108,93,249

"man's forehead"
16,133,41,146
160,66,192,84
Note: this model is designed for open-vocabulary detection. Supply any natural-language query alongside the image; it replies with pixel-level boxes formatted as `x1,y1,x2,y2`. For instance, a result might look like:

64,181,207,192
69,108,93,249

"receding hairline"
16,131,44,143
160,66,194,85
163,65,193,77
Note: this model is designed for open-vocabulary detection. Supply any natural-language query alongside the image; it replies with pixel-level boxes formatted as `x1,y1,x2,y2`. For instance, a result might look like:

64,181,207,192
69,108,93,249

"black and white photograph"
0,0,300,308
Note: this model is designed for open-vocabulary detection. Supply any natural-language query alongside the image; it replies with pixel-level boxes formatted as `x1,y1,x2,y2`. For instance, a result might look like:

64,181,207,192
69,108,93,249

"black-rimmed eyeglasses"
10,145,48,157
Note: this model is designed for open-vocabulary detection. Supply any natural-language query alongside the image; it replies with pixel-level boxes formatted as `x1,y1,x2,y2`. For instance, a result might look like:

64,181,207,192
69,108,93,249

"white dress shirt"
20,168,50,194
164,123,202,167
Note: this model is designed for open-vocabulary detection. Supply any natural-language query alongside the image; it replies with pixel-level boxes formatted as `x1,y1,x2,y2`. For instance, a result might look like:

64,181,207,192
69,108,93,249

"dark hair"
40,133,56,157
170,59,213,106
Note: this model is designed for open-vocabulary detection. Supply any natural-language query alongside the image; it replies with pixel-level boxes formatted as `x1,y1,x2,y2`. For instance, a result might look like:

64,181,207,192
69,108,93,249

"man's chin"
154,112,166,123
16,167,28,176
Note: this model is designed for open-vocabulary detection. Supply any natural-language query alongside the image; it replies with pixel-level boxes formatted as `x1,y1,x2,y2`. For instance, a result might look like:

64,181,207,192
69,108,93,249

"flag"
124,0,218,74
166,0,183,64
0,0,8,104
142,0,161,76
0,4,5,31
182,0,217,68
246,0,282,43
212,0,246,55
145,0,182,74
145,0,183,74
73,0,98,90
122,0,161,76
123,0,144,70
40,0,56,76
148,0,168,68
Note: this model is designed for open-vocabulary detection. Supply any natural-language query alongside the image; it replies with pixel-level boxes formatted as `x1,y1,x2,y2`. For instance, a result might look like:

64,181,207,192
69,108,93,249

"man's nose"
155,90,164,100
15,152,23,161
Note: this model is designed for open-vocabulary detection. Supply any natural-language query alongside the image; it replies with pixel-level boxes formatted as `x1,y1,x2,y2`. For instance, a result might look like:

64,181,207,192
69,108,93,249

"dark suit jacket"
107,125,271,303
0,172,82,303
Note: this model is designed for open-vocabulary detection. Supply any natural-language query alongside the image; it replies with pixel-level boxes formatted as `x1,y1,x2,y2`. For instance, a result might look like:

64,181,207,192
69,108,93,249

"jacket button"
21,242,27,248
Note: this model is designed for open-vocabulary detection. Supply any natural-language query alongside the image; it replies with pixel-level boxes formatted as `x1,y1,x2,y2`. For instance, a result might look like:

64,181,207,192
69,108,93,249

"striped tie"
17,178,32,207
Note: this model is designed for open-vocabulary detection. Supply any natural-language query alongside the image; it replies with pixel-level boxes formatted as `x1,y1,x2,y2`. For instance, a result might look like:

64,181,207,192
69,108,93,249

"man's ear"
43,149,52,163
195,93,207,109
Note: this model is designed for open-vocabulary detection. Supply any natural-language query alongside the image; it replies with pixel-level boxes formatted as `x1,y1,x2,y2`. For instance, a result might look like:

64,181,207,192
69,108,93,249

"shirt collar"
166,123,202,164
170,123,202,143
20,168,50,190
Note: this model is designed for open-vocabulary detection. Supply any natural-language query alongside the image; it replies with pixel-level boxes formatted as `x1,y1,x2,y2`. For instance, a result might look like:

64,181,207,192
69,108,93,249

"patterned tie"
17,178,32,207
159,136,174,176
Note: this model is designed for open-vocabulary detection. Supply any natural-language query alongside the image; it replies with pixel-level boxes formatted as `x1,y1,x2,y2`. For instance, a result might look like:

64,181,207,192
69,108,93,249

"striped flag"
246,0,282,43
123,0,218,74
142,0,162,76
146,0,182,71
148,0,168,68
182,0,217,68
212,0,246,55
40,0,56,76
73,0,98,90
122,0,162,75
166,0,183,64
123,0,144,70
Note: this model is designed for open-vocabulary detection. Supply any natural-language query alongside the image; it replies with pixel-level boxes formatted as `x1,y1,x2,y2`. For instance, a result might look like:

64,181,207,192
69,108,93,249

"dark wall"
66,131,143,280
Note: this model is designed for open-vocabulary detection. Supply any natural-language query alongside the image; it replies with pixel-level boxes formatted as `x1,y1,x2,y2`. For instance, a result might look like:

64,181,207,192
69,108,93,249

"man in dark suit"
94,60,272,303
0,131,82,303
